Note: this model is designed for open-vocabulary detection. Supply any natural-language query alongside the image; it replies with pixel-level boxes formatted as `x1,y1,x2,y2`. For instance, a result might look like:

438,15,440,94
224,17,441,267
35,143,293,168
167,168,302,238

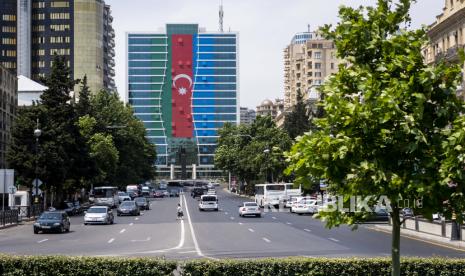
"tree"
286,1,464,275
283,89,311,139
75,75,92,117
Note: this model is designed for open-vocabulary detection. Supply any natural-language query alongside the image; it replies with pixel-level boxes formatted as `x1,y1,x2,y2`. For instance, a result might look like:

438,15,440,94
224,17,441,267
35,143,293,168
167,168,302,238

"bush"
0,255,177,276
181,258,465,276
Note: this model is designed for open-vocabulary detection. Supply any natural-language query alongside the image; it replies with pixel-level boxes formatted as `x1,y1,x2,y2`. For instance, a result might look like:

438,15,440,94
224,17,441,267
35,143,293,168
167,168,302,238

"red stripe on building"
171,34,194,138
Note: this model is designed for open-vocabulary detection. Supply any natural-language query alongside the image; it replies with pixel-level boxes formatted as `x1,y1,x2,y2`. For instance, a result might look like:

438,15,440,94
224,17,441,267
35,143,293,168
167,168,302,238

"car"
199,195,219,211
153,190,164,198
290,196,316,212
60,201,77,216
141,187,151,197
401,208,414,217
366,208,390,222
206,189,216,195
84,206,114,225
239,202,261,217
169,189,180,197
134,197,150,210
191,187,204,198
73,201,83,215
117,201,140,216
285,196,301,208
34,211,70,234
292,199,320,215
160,190,170,197
118,192,131,203
207,183,214,189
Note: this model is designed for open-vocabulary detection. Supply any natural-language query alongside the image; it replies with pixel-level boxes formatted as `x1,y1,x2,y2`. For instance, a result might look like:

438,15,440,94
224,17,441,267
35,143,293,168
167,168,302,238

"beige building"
424,0,465,96
256,98,284,120
284,31,339,110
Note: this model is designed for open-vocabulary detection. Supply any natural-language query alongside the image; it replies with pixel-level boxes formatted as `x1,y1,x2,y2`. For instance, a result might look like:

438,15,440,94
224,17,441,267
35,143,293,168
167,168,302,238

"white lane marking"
135,217,139,221
140,212,144,215
108,238,115,244
230,216,235,220
225,212,229,215
37,239,48,244
248,228,255,233
328,238,340,242
129,223,134,226
272,217,277,220
184,193,216,259
178,250,197,254
304,228,311,232
286,222,292,225
119,229,126,234
262,237,271,243
238,222,243,225
131,237,151,242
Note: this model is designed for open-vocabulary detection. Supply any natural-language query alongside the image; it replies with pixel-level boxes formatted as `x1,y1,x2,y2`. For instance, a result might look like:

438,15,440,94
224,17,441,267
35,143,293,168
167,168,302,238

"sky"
106,0,445,109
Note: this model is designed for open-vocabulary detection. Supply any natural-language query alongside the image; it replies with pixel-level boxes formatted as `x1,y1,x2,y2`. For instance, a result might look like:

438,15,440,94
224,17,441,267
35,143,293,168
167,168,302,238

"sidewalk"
222,187,254,200
0,217,35,230
367,224,465,251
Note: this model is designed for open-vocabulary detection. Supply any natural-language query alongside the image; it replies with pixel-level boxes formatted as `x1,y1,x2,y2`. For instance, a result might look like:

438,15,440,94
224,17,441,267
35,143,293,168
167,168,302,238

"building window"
32,2,46,8
50,24,70,32
2,15,16,21
50,48,70,55
32,61,46,68
1,26,16,33
1,38,16,45
315,63,322,69
1,50,16,57
50,13,70,20
50,36,70,43
32,25,45,32
32,49,45,56
32,13,45,20
50,1,70,8
315,72,322,77
314,52,321,59
331,63,335,70
32,36,45,44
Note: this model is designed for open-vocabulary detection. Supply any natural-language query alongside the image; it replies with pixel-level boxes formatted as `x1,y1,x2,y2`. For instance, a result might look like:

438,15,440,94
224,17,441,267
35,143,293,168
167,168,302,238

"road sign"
32,179,42,188
32,188,42,196
8,186,17,194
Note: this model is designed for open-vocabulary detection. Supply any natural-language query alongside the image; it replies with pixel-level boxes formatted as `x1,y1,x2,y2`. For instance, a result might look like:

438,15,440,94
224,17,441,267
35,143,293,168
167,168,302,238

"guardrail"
393,216,464,240
0,210,19,227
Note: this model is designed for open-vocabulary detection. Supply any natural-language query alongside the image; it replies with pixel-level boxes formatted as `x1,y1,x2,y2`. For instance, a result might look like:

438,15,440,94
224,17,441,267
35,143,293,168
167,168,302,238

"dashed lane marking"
248,228,255,233
328,238,339,242
108,238,115,244
286,222,292,225
119,229,126,234
272,217,277,220
129,223,134,226
37,239,48,244
304,229,311,232
230,216,235,220
135,217,139,221
238,222,243,225
262,237,271,243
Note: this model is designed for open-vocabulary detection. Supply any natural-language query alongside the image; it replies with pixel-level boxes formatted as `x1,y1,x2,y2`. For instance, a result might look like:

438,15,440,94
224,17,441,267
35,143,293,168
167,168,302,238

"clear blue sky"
106,0,444,109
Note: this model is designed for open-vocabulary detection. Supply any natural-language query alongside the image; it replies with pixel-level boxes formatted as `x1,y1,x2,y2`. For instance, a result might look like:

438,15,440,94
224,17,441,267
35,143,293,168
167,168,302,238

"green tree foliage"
283,89,311,139
286,1,464,275
215,116,292,193
75,75,92,117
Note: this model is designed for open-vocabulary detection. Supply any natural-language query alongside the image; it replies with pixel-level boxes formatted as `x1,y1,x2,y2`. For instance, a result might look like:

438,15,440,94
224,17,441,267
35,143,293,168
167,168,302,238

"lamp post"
34,120,41,206
264,148,270,183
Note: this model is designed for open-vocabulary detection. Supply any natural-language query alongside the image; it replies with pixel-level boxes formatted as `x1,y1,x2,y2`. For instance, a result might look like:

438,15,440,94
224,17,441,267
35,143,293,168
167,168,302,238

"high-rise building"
0,0,18,72
127,24,239,178
283,30,339,110
423,0,465,97
0,65,17,168
240,107,256,125
0,0,115,94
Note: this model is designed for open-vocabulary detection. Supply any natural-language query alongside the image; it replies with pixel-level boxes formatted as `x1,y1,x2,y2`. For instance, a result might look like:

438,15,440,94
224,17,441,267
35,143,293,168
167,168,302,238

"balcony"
435,44,464,62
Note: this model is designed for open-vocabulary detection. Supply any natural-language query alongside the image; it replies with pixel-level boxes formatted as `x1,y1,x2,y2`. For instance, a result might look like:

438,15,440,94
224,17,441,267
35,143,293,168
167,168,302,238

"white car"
199,195,218,211
239,202,261,217
84,206,114,225
286,196,302,208
117,192,131,203
293,199,320,215
290,196,316,212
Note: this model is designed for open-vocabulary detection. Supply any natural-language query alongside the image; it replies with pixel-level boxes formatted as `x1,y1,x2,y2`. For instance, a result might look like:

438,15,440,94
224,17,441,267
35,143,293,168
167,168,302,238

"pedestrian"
177,203,184,220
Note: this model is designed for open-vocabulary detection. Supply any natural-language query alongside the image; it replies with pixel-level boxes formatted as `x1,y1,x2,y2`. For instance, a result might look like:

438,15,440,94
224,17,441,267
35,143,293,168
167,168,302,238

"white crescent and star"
173,74,193,96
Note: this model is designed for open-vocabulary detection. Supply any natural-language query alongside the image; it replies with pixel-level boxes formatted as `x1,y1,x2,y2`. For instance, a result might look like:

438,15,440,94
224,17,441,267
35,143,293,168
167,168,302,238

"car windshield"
39,213,61,220
245,203,257,207
88,207,107,213
121,202,134,207
202,196,217,201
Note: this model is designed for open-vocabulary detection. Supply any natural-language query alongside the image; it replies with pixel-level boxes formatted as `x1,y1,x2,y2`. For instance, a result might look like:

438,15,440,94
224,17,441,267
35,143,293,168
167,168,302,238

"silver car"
84,206,114,225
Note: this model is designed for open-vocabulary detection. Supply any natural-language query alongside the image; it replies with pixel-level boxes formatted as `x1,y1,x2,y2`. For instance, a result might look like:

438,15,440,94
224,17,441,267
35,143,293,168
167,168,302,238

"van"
199,195,218,211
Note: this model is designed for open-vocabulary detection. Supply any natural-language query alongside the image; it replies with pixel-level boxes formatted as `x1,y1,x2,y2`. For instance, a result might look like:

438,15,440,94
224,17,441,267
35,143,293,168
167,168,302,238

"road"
0,188,464,259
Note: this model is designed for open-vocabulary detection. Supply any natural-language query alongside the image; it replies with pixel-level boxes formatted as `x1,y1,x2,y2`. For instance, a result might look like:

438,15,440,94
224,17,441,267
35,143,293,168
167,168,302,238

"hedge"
0,255,177,276
2,255,465,275
181,258,465,276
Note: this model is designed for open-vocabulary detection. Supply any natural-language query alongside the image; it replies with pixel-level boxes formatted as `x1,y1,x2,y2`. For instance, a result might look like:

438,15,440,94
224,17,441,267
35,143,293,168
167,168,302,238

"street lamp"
34,119,41,206
264,148,271,183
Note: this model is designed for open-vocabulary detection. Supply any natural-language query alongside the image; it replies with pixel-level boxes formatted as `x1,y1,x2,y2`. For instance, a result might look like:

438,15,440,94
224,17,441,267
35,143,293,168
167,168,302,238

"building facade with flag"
127,24,239,178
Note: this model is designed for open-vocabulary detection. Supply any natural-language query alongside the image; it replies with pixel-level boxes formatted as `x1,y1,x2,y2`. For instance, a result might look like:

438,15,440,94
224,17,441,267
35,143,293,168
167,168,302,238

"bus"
254,183,301,208
91,186,119,208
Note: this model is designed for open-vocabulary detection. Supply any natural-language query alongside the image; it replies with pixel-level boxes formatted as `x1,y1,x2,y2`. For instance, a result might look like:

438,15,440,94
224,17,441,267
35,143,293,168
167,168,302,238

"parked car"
34,211,70,234
366,208,390,222
134,197,150,210
84,206,114,225
292,199,320,215
199,195,219,211
238,202,261,217
60,201,77,216
118,192,131,203
73,201,83,215
117,201,140,216
401,208,414,217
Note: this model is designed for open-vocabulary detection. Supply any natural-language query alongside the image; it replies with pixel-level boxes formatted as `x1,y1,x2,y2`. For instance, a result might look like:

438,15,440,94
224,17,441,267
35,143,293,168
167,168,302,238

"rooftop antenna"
219,0,224,32
307,24,311,32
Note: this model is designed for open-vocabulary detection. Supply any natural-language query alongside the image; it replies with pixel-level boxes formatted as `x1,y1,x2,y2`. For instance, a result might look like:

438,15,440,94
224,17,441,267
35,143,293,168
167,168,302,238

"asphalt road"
0,188,464,259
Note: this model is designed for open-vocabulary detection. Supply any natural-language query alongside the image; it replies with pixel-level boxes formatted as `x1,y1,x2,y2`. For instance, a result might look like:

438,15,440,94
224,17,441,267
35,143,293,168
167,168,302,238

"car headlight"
53,223,60,226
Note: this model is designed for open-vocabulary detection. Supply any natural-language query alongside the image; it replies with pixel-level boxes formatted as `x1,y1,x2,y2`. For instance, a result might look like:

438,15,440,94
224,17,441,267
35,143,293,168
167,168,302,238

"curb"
367,224,465,252
222,187,254,200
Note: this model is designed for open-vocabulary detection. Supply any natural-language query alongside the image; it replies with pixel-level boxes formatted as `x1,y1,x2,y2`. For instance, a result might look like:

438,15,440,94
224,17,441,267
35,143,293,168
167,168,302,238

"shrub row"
2,255,465,276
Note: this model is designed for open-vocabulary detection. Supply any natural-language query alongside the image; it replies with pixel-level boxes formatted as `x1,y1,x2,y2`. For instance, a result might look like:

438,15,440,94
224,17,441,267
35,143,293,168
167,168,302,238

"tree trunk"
391,206,401,276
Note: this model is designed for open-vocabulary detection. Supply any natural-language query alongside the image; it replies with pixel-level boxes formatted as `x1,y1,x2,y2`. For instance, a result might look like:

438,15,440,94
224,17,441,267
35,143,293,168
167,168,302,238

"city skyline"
107,0,444,108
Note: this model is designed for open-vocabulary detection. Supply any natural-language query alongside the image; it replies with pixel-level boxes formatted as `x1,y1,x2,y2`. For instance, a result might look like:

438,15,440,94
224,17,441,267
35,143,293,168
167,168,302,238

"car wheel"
111,218,114,225
117,213,120,216
256,214,261,218
298,213,303,216
60,226,65,233
34,228,39,234
84,223,87,225
66,226,70,232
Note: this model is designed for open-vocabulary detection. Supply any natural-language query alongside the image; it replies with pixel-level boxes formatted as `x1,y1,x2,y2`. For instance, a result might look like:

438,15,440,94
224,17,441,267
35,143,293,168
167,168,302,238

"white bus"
255,183,301,208
91,186,119,208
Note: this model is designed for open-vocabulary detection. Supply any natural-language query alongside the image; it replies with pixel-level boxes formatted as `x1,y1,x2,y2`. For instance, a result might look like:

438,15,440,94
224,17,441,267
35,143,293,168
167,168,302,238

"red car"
153,190,164,198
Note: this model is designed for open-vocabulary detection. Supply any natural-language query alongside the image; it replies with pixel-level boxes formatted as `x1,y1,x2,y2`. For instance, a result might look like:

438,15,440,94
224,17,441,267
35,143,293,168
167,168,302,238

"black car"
191,187,204,198
59,202,76,216
117,201,140,216
34,211,71,234
169,188,180,197
73,201,83,215
134,197,150,210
